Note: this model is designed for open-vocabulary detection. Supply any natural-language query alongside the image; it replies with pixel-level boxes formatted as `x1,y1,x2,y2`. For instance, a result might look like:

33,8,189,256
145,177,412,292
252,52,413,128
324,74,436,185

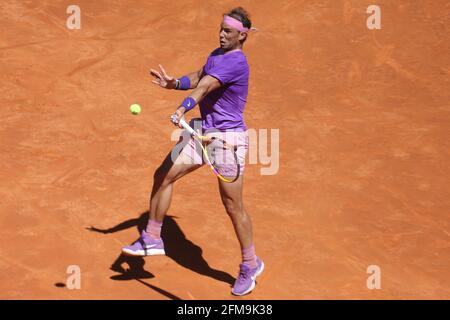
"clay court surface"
1,0,449,299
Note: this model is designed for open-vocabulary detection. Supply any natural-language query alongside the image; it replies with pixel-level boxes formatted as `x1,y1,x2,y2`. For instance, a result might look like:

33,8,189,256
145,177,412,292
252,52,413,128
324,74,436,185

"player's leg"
122,136,202,256
218,176,264,296
218,175,253,248
149,149,201,223
148,122,204,224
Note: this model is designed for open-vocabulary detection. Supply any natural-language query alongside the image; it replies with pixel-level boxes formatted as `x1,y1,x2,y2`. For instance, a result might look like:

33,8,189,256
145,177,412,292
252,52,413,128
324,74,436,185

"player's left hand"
151,64,177,89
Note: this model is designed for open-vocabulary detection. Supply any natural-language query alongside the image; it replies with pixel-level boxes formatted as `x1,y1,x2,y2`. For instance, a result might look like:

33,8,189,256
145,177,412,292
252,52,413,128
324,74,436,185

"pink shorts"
178,129,249,177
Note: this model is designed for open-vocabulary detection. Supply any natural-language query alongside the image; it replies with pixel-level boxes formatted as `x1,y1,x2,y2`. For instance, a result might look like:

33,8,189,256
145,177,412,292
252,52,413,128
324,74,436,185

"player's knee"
153,165,170,185
153,167,163,182
222,198,243,216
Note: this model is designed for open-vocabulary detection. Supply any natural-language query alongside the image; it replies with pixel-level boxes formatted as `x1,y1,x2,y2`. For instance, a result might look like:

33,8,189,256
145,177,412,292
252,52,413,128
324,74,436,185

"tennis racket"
173,116,240,183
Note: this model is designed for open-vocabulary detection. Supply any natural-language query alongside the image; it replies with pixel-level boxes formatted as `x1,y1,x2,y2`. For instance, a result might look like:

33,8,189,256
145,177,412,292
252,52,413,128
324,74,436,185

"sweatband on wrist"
176,76,191,90
180,96,197,112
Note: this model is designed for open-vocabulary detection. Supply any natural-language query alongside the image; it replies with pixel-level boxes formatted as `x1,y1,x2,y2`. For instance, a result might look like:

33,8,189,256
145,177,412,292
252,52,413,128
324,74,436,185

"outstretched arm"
150,65,204,90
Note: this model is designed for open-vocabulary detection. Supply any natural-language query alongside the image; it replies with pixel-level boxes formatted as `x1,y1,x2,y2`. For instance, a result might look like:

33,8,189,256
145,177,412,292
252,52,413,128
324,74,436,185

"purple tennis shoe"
231,257,264,296
122,230,165,256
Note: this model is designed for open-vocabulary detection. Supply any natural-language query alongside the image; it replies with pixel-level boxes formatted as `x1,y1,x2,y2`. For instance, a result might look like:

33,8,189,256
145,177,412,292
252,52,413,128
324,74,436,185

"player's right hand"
150,64,177,89
170,107,185,128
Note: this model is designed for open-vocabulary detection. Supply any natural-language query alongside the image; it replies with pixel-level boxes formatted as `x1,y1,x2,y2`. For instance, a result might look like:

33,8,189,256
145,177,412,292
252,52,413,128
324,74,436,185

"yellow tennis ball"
130,103,141,115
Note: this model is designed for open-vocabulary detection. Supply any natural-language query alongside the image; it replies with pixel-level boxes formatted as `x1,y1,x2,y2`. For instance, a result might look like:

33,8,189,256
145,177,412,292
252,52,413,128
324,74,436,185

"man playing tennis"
122,7,263,296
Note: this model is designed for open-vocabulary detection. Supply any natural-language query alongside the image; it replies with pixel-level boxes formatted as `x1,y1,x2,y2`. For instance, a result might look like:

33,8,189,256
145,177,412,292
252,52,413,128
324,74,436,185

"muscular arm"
174,75,221,119
187,75,221,104
184,67,204,89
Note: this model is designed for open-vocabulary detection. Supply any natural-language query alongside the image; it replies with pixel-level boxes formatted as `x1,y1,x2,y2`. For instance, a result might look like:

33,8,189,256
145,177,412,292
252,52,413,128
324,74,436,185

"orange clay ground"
0,0,449,299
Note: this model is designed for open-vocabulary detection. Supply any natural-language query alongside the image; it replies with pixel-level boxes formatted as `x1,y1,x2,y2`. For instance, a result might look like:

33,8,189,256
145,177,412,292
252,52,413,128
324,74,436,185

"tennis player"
122,7,263,296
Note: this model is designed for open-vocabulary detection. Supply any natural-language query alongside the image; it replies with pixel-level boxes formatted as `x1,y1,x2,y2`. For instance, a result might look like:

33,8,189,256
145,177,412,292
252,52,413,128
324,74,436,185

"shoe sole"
121,248,166,256
231,261,265,296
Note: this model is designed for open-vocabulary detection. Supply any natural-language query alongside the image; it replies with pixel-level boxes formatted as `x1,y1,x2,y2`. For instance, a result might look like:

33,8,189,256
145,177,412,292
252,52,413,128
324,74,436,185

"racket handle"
178,118,196,136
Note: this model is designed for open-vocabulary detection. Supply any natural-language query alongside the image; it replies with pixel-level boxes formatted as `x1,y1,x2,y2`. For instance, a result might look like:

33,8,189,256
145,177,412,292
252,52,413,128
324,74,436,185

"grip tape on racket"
179,118,196,136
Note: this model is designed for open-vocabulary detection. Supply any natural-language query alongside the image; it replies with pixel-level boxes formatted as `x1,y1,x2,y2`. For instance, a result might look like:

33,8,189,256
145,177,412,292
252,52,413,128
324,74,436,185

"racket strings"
195,135,240,183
